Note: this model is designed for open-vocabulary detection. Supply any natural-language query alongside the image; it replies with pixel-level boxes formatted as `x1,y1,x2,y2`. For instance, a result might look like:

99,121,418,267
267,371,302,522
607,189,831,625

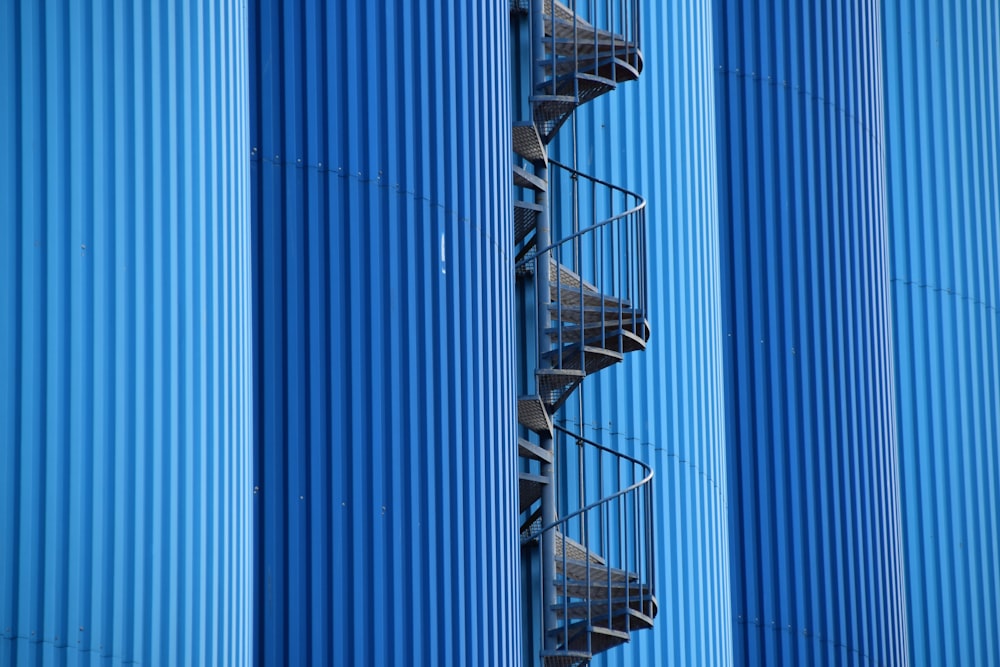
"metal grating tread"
549,260,601,294
542,21,641,66
553,606,655,633
548,304,646,326
514,199,543,246
539,52,642,78
514,164,547,192
532,0,643,143
520,527,606,568
543,0,578,22
513,121,547,165
509,0,529,14
550,287,629,311
548,622,630,654
518,395,553,437
541,0,643,68
552,596,657,621
536,368,584,409
518,437,553,464
555,558,636,584
545,324,648,354
555,577,651,601
519,472,549,513
541,650,592,667
530,94,583,144
556,532,606,566
520,508,544,543
533,74,615,142
542,344,624,376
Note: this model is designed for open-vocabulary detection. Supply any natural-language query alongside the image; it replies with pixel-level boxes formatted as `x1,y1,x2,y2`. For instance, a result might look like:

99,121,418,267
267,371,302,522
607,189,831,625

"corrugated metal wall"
550,1,734,665
882,3,1000,664
249,2,519,665
0,2,252,666
712,1,910,665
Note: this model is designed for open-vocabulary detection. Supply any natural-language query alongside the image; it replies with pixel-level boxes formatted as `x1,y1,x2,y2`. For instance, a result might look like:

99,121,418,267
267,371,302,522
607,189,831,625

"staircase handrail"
530,423,656,659
533,426,652,533
516,159,648,408
535,0,643,98
514,161,646,269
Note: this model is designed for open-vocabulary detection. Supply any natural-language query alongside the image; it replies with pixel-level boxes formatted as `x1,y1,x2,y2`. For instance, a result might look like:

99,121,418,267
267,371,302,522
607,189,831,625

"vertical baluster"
648,467,654,595
604,491,612,632
633,462,640,592
608,194,626,336
595,228,608,348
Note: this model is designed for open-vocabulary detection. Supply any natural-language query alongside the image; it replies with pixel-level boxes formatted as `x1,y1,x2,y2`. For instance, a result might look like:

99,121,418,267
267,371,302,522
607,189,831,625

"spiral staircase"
511,1,654,665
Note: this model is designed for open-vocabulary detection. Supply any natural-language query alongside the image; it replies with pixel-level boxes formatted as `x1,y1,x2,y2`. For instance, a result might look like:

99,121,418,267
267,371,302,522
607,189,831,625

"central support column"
535,169,556,652
532,0,557,653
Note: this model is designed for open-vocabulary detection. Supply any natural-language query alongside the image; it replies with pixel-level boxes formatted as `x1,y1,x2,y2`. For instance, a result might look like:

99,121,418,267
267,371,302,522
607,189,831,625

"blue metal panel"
545,1,734,664
0,2,252,666
249,2,519,666
712,1,910,665
882,3,1000,664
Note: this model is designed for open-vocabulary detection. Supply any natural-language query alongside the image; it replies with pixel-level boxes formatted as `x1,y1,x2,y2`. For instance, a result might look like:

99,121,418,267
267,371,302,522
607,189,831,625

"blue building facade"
249,1,520,665
2,2,999,666
713,1,909,665
883,2,1000,664
1,2,252,665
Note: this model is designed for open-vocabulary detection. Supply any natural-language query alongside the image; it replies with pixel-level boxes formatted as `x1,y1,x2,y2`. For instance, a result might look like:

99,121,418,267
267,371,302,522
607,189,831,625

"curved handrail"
532,425,652,534
517,158,648,411
528,423,657,656
515,161,646,270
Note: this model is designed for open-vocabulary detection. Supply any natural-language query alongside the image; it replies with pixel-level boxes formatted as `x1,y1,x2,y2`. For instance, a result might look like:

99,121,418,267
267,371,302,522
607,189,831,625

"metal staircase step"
519,471,549,513
519,506,544,542
532,74,616,142
542,344,624,375
555,607,656,636
546,609,655,658
513,121,547,165
529,94,581,144
555,577,651,601
540,650,592,667
541,0,643,65
556,532,605,566
555,558,636,584
535,368,585,409
520,527,606,568
531,0,644,143
542,22,641,67
543,0,577,22
537,51,642,77
518,395,553,437
509,0,529,15
549,287,629,311
552,596,657,621
549,261,600,294
514,199,543,246
514,164,547,192
518,437,553,464
548,304,646,325
545,323,649,354
547,622,630,654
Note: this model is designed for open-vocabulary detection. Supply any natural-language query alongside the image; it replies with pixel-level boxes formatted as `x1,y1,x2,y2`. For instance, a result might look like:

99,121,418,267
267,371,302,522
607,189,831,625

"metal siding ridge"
883,2,1000,664
714,0,909,665
250,1,518,665
0,2,252,666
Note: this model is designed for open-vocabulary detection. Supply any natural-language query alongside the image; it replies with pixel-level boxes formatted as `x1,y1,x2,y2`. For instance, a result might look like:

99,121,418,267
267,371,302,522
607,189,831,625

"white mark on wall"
440,232,447,274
